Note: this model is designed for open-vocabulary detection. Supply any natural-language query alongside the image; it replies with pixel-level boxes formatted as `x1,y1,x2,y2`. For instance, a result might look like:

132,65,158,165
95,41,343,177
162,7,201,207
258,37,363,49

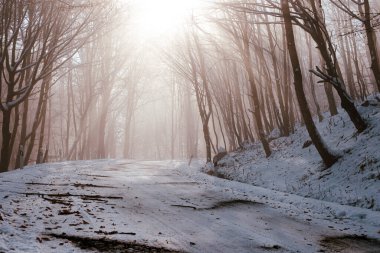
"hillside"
204,98,380,211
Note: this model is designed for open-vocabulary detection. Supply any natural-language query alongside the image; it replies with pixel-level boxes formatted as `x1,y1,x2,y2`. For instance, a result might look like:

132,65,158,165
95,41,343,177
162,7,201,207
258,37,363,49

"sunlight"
132,0,206,39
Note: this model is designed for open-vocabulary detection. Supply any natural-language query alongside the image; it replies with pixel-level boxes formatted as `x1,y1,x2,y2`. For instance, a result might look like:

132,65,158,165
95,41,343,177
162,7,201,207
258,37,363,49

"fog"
1,0,379,171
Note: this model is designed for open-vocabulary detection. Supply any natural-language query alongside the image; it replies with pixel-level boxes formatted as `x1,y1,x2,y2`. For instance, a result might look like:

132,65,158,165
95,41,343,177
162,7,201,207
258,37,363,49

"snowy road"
0,160,380,252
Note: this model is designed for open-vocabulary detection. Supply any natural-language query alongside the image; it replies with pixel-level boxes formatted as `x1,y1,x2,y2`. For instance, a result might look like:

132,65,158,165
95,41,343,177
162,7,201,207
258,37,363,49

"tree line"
166,0,379,167
0,0,143,172
1,0,379,172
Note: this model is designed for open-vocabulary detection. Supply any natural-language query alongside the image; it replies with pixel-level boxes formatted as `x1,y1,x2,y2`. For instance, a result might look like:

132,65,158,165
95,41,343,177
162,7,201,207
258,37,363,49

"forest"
1,0,379,172
1,0,380,252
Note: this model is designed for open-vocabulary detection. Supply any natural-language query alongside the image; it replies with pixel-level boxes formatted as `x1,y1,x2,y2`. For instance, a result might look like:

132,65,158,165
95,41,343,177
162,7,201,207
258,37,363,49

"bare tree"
166,29,215,162
0,0,107,171
260,0,367,132
330,0,380,91
281,0,339,167
214,7,272,156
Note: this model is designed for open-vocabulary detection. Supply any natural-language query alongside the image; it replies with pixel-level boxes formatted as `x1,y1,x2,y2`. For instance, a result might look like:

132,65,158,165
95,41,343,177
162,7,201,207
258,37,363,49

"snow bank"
204,100,380,211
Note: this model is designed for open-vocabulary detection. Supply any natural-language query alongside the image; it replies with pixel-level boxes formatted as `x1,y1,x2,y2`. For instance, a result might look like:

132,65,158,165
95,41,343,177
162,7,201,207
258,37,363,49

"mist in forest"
1,0,379,172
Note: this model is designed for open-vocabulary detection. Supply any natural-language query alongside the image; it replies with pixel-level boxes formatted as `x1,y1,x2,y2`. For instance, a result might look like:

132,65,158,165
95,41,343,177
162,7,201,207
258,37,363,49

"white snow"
206,100,380,212
0,157,379,252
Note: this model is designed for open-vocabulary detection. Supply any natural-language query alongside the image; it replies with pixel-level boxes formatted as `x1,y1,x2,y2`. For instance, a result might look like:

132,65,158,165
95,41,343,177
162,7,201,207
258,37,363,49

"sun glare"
132,0,206,39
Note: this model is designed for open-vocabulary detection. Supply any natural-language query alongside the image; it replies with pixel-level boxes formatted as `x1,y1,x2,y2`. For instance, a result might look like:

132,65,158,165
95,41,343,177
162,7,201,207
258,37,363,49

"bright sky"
131,0,207,40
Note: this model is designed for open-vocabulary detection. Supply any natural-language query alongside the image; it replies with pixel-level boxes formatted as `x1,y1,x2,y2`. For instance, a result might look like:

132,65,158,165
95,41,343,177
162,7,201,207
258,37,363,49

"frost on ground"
1,158,380,253
204,99,380,211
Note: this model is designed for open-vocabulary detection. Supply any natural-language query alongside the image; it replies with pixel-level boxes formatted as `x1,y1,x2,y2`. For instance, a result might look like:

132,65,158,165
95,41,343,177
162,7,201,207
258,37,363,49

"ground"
0,159,380,252
206,100,380,211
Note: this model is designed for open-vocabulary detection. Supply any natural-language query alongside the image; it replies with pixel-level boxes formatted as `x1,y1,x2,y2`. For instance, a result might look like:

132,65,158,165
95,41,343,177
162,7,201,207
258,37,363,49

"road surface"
0,160,379,252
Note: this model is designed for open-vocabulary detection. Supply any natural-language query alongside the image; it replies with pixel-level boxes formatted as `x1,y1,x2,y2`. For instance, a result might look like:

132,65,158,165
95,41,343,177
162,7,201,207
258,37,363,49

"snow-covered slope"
206,99,380,211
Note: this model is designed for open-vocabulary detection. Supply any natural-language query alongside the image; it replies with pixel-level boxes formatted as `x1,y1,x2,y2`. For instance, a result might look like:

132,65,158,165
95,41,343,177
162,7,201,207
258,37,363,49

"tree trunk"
0,110,13,172
36,94,48,164
363,0,380,91
310,0,366,132
306,35,323,122
337,16,357,98
241,15,271,157
266,18,289,136
282,0,338,167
